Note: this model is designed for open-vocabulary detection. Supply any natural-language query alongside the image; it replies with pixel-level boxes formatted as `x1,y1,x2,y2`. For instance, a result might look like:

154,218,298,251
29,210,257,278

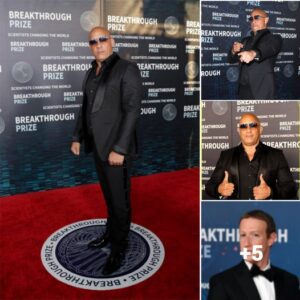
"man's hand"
217,171,235,197
71,142,80,156
108,151,125,166
231,42,244,54
238,50,256,64
253,174,271,200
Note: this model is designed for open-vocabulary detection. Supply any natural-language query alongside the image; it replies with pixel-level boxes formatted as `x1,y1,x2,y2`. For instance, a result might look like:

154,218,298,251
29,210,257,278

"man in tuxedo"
208,210,300,300
71,26,142,275
228,8,282,99
205,113,297,200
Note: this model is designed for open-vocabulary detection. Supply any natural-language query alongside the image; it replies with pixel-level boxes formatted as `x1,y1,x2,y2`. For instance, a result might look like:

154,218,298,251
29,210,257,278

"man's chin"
95,54,106,60
242,141,256,146
245,256,263,264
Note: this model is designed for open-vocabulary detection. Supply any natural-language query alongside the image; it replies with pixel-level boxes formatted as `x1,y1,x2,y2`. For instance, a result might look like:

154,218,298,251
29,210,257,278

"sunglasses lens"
89,39,97,46
249,123,258,128
239,123,258,129
99,37,108,42
249,15,264,22
89,36,109,45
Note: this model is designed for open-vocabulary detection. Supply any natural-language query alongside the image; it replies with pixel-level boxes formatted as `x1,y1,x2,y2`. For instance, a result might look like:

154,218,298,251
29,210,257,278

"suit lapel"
252,29,270,48
234,261,261,300
273,267,285,300
82,68,93,92
92,54,120,113
230,146,240,198
256,144,268,186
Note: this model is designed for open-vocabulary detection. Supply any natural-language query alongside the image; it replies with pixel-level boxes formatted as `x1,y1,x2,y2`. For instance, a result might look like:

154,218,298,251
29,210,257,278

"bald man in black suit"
205,113,297,200
228,8,282,99
71,26,142,275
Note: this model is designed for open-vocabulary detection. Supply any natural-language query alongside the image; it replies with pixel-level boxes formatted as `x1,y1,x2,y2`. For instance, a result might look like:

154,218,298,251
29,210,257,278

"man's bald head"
251,8,268,18
89,26,110,40
88,26,115,63
239,113,261,125
250,8,269,33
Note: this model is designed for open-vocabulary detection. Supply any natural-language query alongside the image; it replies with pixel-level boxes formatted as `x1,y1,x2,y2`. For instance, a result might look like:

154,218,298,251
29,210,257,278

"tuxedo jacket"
228,29,282,99
205,142,297,200
72,53,142,161
208,261,300,300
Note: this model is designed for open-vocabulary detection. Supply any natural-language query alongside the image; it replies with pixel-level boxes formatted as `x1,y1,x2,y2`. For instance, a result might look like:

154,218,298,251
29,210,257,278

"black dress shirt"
85,53,118,136
238,143,263,199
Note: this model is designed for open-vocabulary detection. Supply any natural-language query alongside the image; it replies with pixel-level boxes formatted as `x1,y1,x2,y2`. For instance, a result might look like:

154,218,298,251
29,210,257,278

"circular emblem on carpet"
41,219,165,290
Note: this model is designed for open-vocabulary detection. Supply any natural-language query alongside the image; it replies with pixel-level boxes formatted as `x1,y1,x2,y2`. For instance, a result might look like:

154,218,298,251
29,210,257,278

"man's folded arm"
252,34,282,62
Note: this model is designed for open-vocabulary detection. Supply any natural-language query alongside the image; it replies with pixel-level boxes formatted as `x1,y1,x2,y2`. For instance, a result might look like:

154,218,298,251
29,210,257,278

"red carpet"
0,168,199,300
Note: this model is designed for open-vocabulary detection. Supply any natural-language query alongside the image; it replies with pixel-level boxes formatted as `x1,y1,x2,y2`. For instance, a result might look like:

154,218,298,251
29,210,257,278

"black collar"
251,28,270,37
91,52,119,70
238,141,264,153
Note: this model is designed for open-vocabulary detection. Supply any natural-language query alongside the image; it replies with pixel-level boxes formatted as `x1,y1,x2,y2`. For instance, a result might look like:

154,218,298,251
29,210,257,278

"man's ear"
260,125,263,135
111,38,116,47
264,17,269,27
268,232,277,247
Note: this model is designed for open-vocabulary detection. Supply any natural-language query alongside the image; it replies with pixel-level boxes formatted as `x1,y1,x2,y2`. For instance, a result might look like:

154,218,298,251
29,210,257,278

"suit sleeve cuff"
72,136,82,143
112,145,127,155
252,48,261,61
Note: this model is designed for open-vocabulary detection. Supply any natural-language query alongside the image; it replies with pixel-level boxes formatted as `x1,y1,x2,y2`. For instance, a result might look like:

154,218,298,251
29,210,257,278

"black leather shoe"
88,236,109,248
102,251,125,275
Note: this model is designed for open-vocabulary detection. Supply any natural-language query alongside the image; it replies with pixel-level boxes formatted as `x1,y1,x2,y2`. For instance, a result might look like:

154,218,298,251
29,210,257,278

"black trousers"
238,83,255,99
93,151,131,253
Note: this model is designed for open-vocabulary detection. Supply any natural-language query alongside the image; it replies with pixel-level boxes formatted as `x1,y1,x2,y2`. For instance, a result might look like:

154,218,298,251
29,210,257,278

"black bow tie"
250,264,275,282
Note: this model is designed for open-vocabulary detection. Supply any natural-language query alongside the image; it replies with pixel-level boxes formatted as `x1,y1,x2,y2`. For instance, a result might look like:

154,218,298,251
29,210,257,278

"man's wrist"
252,49,261,61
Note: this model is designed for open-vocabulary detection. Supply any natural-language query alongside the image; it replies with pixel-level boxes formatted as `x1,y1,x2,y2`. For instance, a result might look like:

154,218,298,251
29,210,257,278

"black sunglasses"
239,122,259,129
248,15,267,22
89,36,110,46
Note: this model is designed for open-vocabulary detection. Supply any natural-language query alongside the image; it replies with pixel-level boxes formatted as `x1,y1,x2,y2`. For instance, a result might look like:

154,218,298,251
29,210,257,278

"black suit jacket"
208,261,300,300
228,29,282,99
205,142,297,200
72,53,142,161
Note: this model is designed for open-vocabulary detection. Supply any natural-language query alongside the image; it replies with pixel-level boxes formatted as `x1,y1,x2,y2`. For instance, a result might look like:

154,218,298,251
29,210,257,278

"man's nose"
96,42,102,48
244,236,252,246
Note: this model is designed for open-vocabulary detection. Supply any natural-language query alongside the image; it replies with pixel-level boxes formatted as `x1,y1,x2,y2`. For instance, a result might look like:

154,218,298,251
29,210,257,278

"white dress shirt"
245,260,276,300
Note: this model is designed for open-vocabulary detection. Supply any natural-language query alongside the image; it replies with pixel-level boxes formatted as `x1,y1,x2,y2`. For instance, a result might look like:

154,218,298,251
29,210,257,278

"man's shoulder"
263,30,283,43
260,142,283,155
116,57,138,68
113,57,139,78
273,265,299,282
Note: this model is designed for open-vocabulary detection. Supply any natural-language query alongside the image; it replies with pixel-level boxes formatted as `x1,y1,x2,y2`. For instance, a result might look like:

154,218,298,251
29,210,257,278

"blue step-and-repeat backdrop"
201,201,300,300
